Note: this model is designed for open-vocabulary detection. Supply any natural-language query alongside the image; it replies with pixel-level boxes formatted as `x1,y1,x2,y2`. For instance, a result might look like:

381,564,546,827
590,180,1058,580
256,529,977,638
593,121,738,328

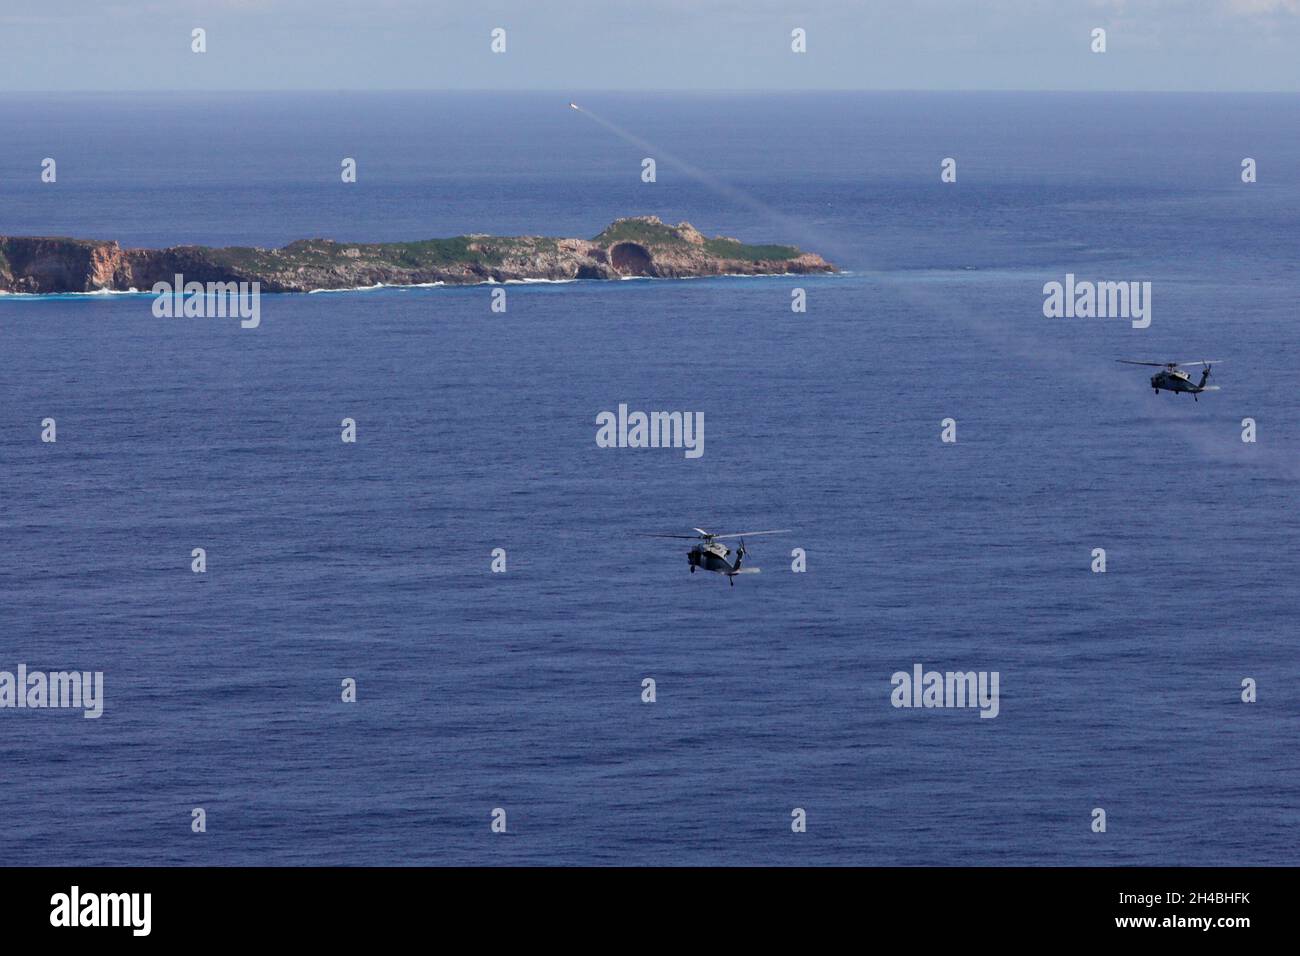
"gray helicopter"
1118,360,1222,401
642,528,790,585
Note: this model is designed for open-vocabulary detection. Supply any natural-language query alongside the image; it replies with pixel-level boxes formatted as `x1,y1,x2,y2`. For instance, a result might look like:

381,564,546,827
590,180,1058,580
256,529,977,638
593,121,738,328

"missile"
568,102,581,111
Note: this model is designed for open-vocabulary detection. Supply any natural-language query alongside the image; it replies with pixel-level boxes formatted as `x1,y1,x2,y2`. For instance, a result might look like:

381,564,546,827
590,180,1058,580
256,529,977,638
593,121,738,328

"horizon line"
1,87,1297,96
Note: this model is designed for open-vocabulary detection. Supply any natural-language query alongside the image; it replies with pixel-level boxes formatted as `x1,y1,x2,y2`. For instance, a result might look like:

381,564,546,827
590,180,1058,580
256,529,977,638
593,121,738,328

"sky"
0,0,1296,92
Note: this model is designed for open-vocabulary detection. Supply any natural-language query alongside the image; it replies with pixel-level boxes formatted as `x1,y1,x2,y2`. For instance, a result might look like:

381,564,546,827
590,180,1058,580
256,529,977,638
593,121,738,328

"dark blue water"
2,92,1297,865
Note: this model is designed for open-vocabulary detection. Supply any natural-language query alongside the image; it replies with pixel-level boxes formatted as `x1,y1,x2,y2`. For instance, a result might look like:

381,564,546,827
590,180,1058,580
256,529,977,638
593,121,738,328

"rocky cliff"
0,216,834,294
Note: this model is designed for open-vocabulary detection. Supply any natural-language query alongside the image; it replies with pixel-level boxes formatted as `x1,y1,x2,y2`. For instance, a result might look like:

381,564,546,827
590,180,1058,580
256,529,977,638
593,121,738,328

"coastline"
0,216,835,296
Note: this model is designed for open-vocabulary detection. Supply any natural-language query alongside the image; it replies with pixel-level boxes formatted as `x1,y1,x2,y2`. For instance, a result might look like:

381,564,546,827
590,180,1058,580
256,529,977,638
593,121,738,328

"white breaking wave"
306,282,391,294
0,287,145,298
1,272,839,301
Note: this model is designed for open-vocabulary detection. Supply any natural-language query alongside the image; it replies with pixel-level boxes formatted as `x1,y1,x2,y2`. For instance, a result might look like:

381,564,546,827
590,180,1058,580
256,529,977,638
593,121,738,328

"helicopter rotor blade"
640,528,791,541
1118,360,1223,368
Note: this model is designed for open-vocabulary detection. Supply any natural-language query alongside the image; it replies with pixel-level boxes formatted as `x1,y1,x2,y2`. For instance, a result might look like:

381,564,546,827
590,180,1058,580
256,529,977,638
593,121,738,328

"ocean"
1,91,1296,865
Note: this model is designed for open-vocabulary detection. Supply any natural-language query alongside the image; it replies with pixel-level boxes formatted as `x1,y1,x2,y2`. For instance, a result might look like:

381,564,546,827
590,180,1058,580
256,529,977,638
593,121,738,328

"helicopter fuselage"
1151,368,1194,391
688,541,738,573
1148,364,1215,399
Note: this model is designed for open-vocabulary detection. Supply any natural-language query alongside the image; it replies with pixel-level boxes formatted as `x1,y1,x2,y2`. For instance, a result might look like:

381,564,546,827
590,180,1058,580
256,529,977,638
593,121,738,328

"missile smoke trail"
569,100,1086,366
569,101,1265,472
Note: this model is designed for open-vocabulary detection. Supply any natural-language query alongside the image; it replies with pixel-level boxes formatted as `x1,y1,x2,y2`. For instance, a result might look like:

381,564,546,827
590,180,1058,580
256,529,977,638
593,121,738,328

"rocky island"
0,216,834,294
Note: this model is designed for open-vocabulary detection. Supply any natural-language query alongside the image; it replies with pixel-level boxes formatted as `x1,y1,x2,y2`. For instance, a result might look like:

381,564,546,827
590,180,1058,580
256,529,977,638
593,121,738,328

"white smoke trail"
570,102,1280,476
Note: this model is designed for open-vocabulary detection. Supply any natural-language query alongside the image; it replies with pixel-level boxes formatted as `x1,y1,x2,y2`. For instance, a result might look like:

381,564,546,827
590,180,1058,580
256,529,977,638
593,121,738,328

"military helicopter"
641,528,790,585
1118,360,1222,400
